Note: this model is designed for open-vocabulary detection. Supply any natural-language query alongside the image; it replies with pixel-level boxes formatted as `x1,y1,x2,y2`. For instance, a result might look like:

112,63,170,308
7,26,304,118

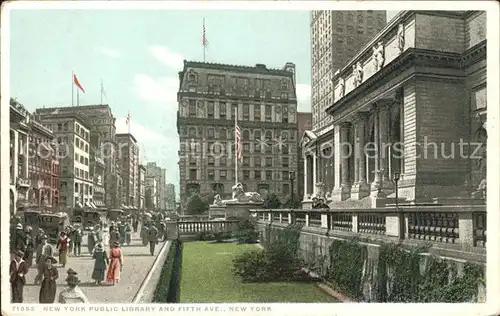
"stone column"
332,125,341,195
370,108,381,195
22,133,29,179
351,113,370,200
378,101,393,195
303,155,308,200
13,130,19,184
332,122,351,201
312,151,317,196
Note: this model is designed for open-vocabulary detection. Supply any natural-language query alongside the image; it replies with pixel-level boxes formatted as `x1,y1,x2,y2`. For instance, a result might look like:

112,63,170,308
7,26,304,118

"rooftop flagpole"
72,70,74,106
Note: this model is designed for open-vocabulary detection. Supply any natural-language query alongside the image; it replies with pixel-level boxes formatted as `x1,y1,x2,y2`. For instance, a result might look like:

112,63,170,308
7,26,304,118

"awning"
90,202,97,209
85,202,91,208
76,202,83,208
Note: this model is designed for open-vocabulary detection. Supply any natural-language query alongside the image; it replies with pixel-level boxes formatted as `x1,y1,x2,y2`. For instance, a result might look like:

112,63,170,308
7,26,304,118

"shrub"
232,250,269,282
152,240,179,302
234,220,259,244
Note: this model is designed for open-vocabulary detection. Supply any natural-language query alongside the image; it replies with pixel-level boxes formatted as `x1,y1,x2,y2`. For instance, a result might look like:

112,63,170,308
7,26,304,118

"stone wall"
255,221,486,302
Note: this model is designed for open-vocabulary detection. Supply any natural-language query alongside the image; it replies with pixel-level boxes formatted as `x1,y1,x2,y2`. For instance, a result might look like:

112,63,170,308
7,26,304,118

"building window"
231,106,236,120
266,170,273,180
189,100,196,117
243,157,250,166
207,128,215,139
254,156,261,167
243,104,249,120
282,183,290,194
265,157,273,167
220,170,227,180
188,127,197,138
63,123,68,131
254,141,261,153
207,102,214,118
219,103,226,119
265,105,272,121
282,157,289,167
208,156,215,165
243,130,250,141
243,170,250,180
282,145,289,154
189,169,197,180
282,171,289,180
219,128,227,139
281,79,289,89
281,131,288,140
208,170,215,180
255,171,261,180
220,156,226,166
243,143,250,152
254,106,261,121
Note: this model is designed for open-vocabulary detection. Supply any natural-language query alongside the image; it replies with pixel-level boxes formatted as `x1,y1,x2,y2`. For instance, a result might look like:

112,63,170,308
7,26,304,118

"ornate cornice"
326,48,465,117
183,60,294,77
462,40,487,68
177,116,297,130
177,91,298,105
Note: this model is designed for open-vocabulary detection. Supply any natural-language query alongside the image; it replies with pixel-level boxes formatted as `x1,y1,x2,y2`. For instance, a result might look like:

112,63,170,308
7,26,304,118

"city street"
22,229,165,303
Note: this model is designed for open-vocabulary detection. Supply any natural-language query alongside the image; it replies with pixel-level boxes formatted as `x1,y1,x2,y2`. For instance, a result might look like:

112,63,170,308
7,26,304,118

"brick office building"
302,10,487,206
176,61,299,208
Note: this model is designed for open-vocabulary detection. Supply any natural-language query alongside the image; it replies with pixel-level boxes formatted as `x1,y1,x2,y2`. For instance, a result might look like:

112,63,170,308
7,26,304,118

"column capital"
374,99,393,111
339,122,351,129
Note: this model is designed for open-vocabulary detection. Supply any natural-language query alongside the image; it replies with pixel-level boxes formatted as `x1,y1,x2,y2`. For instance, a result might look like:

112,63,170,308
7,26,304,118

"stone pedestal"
351,182,370,200
332,184,351,201
209,201,264,220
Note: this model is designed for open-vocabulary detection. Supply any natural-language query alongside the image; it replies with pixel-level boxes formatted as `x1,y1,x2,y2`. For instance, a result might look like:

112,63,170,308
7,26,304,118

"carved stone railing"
177,220,238,235
250,205,486,248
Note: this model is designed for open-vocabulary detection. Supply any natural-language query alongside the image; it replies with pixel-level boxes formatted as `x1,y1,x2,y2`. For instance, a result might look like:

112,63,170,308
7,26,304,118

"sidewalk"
22,230,165,303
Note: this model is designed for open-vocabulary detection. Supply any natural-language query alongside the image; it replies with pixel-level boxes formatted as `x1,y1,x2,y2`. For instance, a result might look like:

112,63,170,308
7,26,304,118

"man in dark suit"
10,250,28,303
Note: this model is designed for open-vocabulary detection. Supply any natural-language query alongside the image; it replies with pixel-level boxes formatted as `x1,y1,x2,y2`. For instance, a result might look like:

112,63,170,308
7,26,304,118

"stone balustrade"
250,205,486,248
177,220,238,235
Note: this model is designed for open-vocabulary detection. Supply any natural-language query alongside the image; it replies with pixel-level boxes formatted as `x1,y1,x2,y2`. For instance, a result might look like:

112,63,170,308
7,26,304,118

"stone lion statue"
231,182,264,203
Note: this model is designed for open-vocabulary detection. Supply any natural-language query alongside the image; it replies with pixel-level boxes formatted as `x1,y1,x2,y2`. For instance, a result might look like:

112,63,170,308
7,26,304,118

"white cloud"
149,46,184,70
134,74,178,104
96,47,121,59
296,83,312,112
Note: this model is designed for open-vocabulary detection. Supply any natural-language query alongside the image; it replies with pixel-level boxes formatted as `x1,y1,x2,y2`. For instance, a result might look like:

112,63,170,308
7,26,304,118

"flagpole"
72,71,74,106
128,111,131,134
234,106,238,185
100,80,103,105
77,89,80,107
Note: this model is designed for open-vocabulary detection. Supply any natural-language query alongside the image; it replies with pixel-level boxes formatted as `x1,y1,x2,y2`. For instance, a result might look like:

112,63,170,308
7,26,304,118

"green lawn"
179,241,340,303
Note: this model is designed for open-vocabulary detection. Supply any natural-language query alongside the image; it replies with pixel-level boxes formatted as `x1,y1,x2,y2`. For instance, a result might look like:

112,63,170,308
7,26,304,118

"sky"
9,9,399,195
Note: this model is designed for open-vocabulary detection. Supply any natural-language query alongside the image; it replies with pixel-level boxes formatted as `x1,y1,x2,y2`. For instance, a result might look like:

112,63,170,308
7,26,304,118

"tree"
282,195,301,209
186,194,209,215
263,193,281,209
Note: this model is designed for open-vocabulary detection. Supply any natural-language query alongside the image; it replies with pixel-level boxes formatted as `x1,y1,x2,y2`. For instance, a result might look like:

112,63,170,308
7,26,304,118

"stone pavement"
22,229,165,303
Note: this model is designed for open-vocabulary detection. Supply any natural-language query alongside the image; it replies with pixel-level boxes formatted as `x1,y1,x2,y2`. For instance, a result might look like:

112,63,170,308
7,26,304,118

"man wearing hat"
58,269,89,303
311,197,319,209
34,235,54,285
13,223,26,253
10,250,28,303
23,226,35,267
72,224,83,256
147,222,159,256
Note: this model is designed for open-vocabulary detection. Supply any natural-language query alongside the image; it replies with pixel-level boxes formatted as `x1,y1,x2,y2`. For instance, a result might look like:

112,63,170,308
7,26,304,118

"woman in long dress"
91,243,109,284
56,232,70,268
39,256,58,303
140,225,149,246
105,241,123,285
87,228,96,255
124,224,132,246
101,224,110,247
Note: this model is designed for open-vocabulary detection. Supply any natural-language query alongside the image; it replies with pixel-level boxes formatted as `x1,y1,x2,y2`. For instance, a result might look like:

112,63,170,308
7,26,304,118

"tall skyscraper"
311,11,386,131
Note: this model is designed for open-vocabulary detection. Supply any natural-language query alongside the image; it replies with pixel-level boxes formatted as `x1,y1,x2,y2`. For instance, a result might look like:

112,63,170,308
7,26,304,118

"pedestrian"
109,227,120,249
39,256,58,303
14,223,26,253
23,226,35,267
72,225,83,256
56,231,70,268
10,250,28,303
106,241,123,286
124,223,132,246
34,235,53,285
66,226,74,255
58,269,89,303
147,223,159,256
87,227,96,255
311,197,319,209
91,242,109,285
118,222,126,244
158,223,166,242
102,223,110,247
140,224,149,246
318,198,330,209
35,228,45,251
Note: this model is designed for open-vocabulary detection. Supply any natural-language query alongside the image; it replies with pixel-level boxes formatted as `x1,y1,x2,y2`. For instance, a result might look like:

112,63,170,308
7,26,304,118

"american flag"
202,18,208,47
235,125,243,163
126,111,131,125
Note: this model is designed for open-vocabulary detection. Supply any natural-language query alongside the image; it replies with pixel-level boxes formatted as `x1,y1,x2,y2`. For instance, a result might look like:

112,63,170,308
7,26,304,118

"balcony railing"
250,205,487,248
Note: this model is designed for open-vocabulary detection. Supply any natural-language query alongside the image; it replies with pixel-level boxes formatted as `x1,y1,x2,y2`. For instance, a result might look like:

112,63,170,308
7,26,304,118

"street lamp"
393,172,403,239
289,171,296,205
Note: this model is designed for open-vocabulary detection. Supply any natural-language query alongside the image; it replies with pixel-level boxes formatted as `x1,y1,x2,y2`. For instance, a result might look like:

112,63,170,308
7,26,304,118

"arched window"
243,130,250,141
188,127,197,138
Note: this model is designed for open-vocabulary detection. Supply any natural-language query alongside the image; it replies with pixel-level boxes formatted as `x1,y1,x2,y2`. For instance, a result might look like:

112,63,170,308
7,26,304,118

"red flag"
235,125,242,163
202,19,208,47
73,74,85,93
